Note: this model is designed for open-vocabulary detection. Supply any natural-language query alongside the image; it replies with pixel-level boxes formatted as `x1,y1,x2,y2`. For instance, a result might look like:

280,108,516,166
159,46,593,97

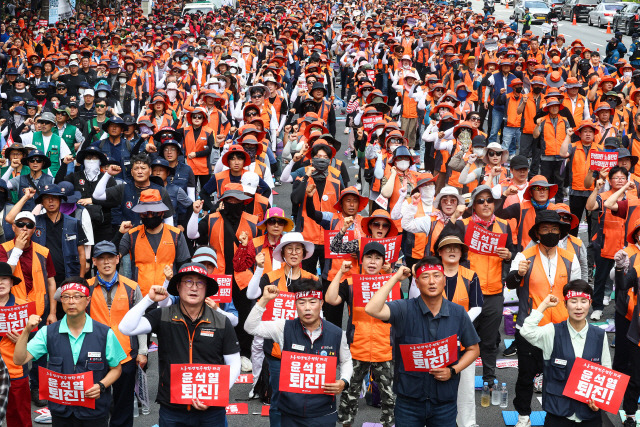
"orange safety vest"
215,170,243,196
326,214,365,282
129,225,180,296
403,203,433,258
3,241,49,316
539,115,569,156
252,234,278,273
622,245,640,321
445,265,475,312
388,170,419,232
0,296,28,379
87,276,139,363
563,95,588,124
570,142,602,192
516,200,540,250
207,212,258,289
520,245,572,326
505,93,523,128
462,217,510,295
297,175,341,245
594,190,636,259
523,95,544,135
250,193,270,223
183,127,211,176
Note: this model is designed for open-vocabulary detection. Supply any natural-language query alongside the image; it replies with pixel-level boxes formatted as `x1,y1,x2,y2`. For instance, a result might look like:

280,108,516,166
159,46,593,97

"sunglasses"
370,221,390,229
245,111,259,117
559,214,573,222
469,117,481,122
191,115,204,120
28,157,45,163
251,93,264,99
474,197,494,205
531,186,549,192
487,151,503,157
267,218,288,226
14,221,35,229
96,104,107,108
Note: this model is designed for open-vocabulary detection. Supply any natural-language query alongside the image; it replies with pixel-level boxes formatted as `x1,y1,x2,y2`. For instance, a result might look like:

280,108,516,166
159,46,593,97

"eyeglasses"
14,221,35,229
531,186,549,192
267,218,288,226
191,115,204,120
474,197,494,205
245,111,259,117
370,221,390,229
285,246,304,254
469,117,481,122
28,157,44,163
251,93,264,99
487,151,502,157
180,279,206,289
60,294,87,302
440,197,458,205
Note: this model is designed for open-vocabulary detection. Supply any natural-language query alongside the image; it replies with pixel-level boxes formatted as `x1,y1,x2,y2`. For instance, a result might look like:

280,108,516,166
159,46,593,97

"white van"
182,0,223,15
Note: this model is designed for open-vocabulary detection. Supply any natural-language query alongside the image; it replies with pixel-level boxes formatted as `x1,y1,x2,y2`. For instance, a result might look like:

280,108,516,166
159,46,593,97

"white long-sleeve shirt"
509,249,581,288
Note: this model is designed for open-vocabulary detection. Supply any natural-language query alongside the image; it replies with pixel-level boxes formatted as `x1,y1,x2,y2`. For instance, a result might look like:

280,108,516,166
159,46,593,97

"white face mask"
375,128,383,136
83,159,101,179
167,90,177,102
119,78,127,84
198,54,205,60
242,47,250,53
389,143,400,152
473,147,484,157
188,37,195,43
396,160,410,171
13,114,24,126
420,185,435,204
78,89,85,97
97,91,107,98
625,71,633,78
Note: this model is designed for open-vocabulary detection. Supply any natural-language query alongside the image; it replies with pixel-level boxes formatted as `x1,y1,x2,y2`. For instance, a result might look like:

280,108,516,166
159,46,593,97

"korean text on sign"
589,151,618,171
464,223,507,255
279,351,337,394
399,335,459,372
324,230,355,259
352,274,398,307
39,368,95,409
0,302,36,336
362,113,383,131
361,236,403,263
263,292,297,321
562,357,630,414
170,364,230,407
210,275,232,303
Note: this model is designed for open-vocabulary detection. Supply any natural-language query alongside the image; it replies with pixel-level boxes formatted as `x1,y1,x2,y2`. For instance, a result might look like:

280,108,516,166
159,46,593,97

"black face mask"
141,215,163,230
539,232,560,248
243,144,257,162
221,201,244,219
514,87,523,94
532,87,543,95
35,93,46,100
439,120,456,132
312,157,330,172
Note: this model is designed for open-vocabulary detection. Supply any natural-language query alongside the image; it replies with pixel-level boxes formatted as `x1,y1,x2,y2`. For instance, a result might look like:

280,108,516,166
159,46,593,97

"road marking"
592,42,603,47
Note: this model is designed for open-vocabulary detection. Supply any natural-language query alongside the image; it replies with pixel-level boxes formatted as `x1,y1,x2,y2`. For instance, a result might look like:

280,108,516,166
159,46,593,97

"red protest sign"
0,302,36,335
170,364,230,407
562,357,629,414
352,274,399,307
39,368,94,408
210,275,232,303
324,230,354,259
589,151,618,171
366,69,376,82
399,335,458,371
279,351,337,394
261,405,270,416
234,374,253,384
361,236,403,263
362,113,383,131
464,223,507,255
263,292,297,321
225,403,248,415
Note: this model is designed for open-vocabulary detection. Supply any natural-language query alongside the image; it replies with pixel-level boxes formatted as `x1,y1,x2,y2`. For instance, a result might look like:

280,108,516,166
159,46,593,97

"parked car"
612,3,640,35
588,2,625,28
514,0,551,23
561,0,598,22
547,0,565,14
500,0,515,5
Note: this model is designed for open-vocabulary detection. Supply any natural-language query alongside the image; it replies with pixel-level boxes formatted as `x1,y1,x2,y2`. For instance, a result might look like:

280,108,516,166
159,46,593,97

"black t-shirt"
44,214,88,284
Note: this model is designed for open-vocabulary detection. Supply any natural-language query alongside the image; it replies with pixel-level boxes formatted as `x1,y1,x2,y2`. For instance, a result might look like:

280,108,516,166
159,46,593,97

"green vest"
57,124,78,155
1,166,30,204
32,132,62,176
87,118,106,144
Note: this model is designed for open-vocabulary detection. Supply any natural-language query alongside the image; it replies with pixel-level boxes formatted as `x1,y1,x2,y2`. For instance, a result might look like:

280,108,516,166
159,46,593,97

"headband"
415,264,444,277
294,291,323,301
564,291,592,301
60,283,89,297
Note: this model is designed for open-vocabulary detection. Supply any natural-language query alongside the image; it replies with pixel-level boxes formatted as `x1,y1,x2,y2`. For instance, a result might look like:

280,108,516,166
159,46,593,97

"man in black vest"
13,277,126,427
245,278,353,426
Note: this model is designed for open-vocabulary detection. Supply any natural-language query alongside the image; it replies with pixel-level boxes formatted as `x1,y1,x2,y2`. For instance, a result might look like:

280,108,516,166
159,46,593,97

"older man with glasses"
15,112,72,177
1,150,54,212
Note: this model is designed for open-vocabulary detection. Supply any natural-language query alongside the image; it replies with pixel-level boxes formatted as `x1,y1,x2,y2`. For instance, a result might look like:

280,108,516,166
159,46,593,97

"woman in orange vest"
325,243,395,427
379,146,419,231
181,108,214,189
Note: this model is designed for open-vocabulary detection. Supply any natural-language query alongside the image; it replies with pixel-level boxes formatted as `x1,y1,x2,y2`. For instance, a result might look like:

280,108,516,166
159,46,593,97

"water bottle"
500,383,509,408
133,397,139,418
491,379,500,405
141,402,150,415
481,382,491,407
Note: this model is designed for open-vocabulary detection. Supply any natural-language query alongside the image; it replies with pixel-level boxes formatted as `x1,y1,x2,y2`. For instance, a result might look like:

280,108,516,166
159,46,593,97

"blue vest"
17,174,54,212
95,138,132,182
169,162,192,192
46,318,112,420
542,321,605,421
278,319,342,419
491,71,517,112
33,213,80,276
165,183,186,218
111,181,164,226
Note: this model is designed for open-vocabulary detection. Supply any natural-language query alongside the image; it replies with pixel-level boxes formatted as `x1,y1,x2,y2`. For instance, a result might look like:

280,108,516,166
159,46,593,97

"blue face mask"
604,148,617,152
456,89,468,100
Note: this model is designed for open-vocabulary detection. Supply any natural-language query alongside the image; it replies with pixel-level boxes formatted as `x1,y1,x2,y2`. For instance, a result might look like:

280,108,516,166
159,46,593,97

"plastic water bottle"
500,383,509,408
133,397,139,417
481,382,491,407
141,403,150,416
491,379,500,405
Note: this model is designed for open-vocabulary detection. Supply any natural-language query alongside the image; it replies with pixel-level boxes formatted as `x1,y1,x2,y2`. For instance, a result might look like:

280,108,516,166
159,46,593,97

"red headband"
60,283,89,297
294,291,323,301
415,264,444,276
564,291,591,301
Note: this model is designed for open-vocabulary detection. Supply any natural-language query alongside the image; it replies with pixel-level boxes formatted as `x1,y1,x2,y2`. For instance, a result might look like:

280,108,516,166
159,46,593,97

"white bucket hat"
273,232,315,262
434,185,464,208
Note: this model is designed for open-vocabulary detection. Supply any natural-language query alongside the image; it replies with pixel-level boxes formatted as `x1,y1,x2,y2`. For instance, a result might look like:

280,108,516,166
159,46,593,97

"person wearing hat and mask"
406,225,484,427
17,112,72,177
116,188,190,297
85,241,147,427
54,106,84,156
151,158,193,230
326,242,396,427
246,276,352,427
533,99,570,204
505,210,581,427
550,204,589,282
67,101,86,130
562,78,591,125
592,101,619,144
14,276,126,426
519,76,547,177
154,137,197,200
245,232,318,423
90,116,134,182
380,146,419,231
365,256,481,427
189,183,259,363
486,59,518,144
119,263,241,426
239,171,271,223
175,108,215,190
306,82,336,136
588,166,636,319
0,260,28,426
0,144,30,240
458,142,509,190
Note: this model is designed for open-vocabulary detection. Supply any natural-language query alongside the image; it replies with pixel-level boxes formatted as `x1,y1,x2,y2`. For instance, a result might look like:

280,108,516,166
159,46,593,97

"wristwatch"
448,366,457,377
98,381,106,394
340,378,350,389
